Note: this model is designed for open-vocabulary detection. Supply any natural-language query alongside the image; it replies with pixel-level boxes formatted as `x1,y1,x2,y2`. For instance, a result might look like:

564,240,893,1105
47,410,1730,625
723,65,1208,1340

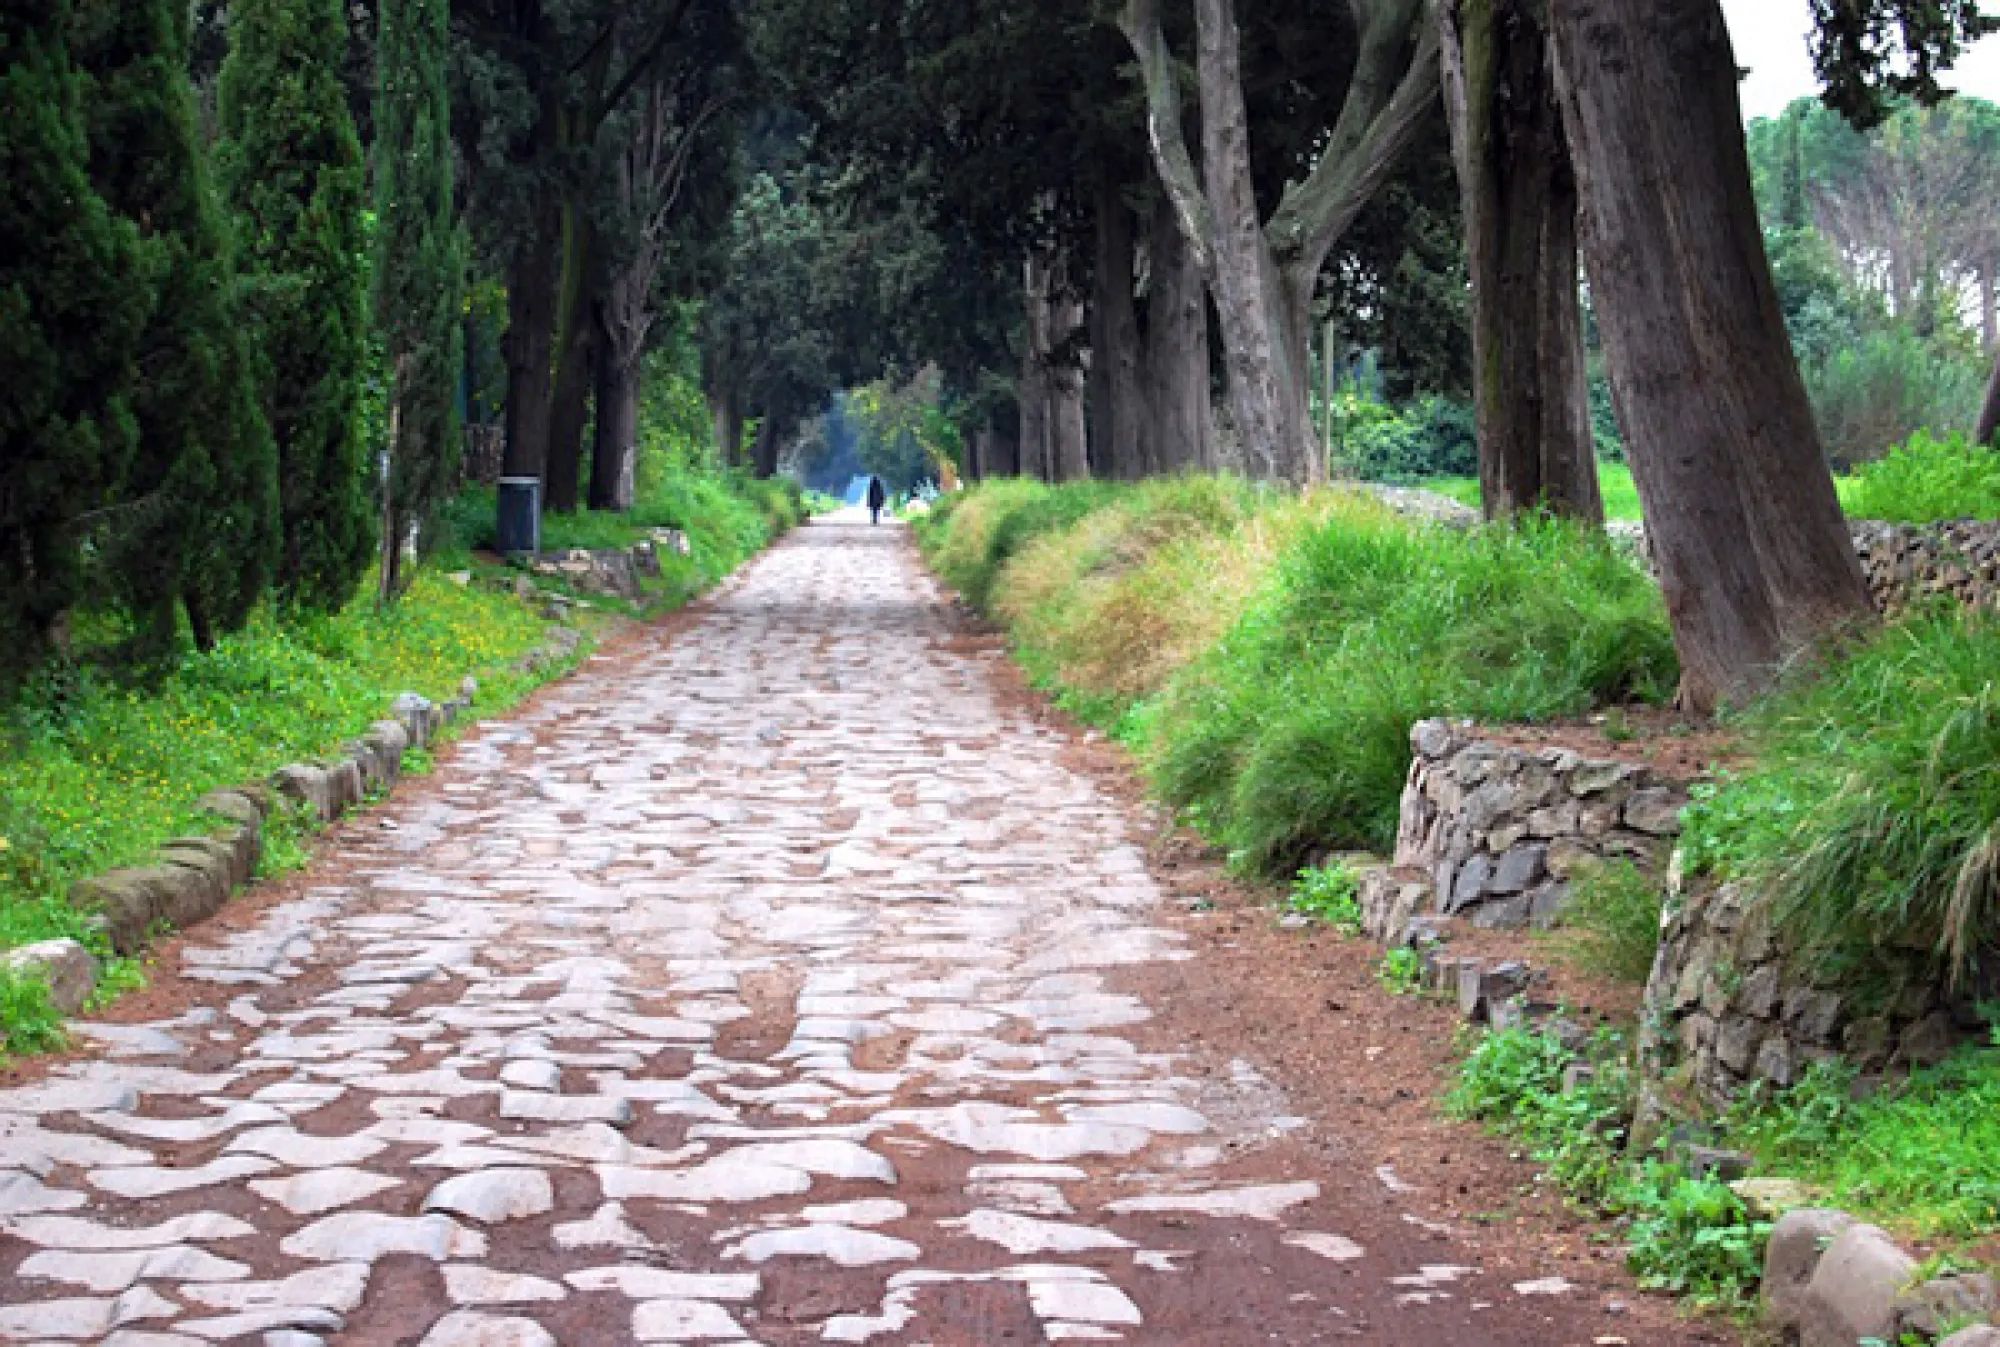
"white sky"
1723,0,2000,120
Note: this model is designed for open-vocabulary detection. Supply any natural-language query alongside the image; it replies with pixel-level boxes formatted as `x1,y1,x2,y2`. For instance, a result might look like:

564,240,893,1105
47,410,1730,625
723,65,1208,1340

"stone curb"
27,624,588,1017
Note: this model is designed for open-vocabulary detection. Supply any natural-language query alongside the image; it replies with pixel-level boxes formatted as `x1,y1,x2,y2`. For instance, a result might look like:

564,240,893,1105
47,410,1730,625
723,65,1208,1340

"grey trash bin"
496,476,540,557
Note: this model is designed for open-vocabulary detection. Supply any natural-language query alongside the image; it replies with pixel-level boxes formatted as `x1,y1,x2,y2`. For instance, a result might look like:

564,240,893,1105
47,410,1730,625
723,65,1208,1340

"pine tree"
0,0,154,675
373,0,465,602
69,0,281,652
218,0,372,610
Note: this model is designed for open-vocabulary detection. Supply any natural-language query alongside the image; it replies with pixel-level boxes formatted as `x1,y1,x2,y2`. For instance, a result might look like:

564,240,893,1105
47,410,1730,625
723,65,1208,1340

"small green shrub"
1621,1169,1770,1303
1340,395,1477,482
1377,947,1424,994
1844,429,2000,523
1552,860,1665,985
0,969,66,1058
1681,609,2000,984
1288,865,1363,935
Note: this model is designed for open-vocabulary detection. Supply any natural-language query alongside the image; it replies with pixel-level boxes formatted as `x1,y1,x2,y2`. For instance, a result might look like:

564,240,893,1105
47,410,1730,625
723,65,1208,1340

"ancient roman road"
1,514,1672,1345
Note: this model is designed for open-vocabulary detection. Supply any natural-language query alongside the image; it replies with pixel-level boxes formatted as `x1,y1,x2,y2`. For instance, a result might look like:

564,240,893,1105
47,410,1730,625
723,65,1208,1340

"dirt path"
0,514,1723,1345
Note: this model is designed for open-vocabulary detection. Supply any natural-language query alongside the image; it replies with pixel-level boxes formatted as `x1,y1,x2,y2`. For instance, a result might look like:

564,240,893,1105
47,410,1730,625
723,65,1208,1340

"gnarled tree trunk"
1090,179,1149,480
1550,0,1872,711
1144,192,1215,472
501,203,560,481
589,312,639,512
1439,0,1601,524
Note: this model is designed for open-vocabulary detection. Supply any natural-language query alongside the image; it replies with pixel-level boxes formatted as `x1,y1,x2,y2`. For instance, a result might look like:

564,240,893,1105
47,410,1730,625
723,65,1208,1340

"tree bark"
1089,179,1149,479
501,203,561,480
1439,0,1601,524
1122,0,1439,485
1977,345,2000,447
1020,252,1055,481
543,307,594,512
589,319,639,512
1143,191,1214,472
706,376,743,467
1550,0,1873,712
749,416,782,478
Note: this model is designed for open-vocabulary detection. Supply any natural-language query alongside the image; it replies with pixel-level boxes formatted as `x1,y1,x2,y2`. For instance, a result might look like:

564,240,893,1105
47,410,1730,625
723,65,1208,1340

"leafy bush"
1449,1026,1768,1306
1680,609,2000,983
1552,860,1665,984
1808,326,1987,471
1148,499,1674,872
1339,395,1477,483
1844,429,2000,523
1287,864,1363,934
1377,946,1424,994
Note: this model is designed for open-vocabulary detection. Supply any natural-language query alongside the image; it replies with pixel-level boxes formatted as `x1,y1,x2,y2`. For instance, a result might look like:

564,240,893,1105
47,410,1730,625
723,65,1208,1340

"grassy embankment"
919,467,2000,1307
0,466,802,1055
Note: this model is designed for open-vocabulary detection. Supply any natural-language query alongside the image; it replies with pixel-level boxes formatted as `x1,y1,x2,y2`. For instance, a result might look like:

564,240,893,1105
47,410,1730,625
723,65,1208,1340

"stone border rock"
1765,1206,1999,1346
15,624,587,1018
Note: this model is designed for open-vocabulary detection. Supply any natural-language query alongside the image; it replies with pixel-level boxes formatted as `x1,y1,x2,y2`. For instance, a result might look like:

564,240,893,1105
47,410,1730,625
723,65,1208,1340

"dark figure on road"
867,476,887,525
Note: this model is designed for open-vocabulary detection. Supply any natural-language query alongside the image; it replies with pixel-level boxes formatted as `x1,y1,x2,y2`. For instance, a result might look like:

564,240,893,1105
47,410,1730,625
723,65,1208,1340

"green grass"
1286,864,1364,934
1680,608,2000,985
1729,1042,2000,1238
1428,462,1648,521
1844,430,2000,523
1146,495,1674,873
1548,859,1666,985
1,570,556,952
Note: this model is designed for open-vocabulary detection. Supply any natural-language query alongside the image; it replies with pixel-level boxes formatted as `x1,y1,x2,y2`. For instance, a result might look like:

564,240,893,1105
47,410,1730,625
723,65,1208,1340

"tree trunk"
1049,266,1092,484
1977,345,2000,447
1440,0,1602,524
750,416,782,478
1020,253,1055,481
543,208,598,513
589,337,639,511
501,205,561,481
1089,179,1149,480
1981,255,1996,354
1144,193,1215,472
988,407,1022,478
543,312,594,512
1550,0,1873,712
707,380,743,467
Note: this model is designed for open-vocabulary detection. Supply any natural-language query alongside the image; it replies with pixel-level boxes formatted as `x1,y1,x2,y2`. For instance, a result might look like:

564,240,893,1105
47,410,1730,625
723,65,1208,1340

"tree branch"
1269,0,1441,275
590,0,698,135
1118,0,1218,275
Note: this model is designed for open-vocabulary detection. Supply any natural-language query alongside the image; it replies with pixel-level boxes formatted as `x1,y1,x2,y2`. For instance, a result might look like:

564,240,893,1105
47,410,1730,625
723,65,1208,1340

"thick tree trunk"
589,343,639,512
1981,256,1996,355
1144,194,1214,472
988,407,1022,479
750,416,781,478
1049,275,1091,484
707,381,743,467
1977,346,2000,447
1089,180,1149,480
1440,0,1602,524
1020,254,1055,481
543,209,598,513
1550,0,1872,712
501,206,561,481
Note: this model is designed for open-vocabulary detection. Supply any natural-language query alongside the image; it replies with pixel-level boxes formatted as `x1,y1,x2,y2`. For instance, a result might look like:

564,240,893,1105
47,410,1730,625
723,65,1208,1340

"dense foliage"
218,0,372,610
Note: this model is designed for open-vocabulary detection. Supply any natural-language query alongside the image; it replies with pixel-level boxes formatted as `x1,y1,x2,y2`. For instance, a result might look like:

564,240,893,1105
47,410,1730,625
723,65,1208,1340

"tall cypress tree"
218,0,372,610
0,0,154,675
67,0,278,653
374,0,465,602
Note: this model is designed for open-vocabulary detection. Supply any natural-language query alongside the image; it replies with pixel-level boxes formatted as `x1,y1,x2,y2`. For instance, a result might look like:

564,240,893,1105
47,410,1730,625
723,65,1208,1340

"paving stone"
419,1311,557,1346
16,1244,251,1292
249,1167,403,1216
441,1266,567,1306
279,1212,487,1263
423,1168,556,1224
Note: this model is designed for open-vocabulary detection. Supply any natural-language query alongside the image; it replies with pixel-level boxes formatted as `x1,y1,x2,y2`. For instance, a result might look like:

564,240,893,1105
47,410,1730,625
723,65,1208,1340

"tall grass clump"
1148,498,1675,872
917,478,1052,609
1681,609,2000,985
993,476,1288,704
1843,429,2000,523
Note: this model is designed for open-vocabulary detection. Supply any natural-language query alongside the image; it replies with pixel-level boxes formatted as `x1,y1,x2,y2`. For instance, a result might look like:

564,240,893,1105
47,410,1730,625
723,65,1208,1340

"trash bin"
496,476,540,557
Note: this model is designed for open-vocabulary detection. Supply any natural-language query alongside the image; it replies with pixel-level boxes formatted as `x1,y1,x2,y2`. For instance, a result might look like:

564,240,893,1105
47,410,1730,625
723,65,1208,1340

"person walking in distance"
867,475,887,525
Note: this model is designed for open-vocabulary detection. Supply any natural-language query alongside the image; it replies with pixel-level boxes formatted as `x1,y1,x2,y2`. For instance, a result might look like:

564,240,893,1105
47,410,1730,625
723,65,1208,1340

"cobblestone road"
1,515,1631,1345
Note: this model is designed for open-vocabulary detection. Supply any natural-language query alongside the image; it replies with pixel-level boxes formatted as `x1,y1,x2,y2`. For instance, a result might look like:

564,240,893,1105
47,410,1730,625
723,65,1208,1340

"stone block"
1894,1274,1999,1341
1,939,99,1014
1569,760,1638,796
1543,837,1597,880
1447,854,1493,913
1490,843,1548,895
1469,894,1531,929
1940,1328,2000,1347
195,789,264,829
72,866,185,955
1736,965,1781,1019
271,764,332,819
1623,787,1685,836
1754,1031,1798,1087
1798,1223,1917,1347
1411,719,1455,759
1714,1017,1765,1075
1785,988,1844,1044
1896,1011,1960,1069
1458,960,1532,1023
1525,801,1581,838
392,693,436,747
1843,1016,1893,1067
324,758,364,816
1763,1208,1858,1331
156,839,233,927
1528,880,1571,929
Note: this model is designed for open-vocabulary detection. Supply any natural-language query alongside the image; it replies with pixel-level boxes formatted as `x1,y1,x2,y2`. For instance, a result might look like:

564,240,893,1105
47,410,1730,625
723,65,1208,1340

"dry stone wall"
1638,870,1995,1121
1360,719,1687,942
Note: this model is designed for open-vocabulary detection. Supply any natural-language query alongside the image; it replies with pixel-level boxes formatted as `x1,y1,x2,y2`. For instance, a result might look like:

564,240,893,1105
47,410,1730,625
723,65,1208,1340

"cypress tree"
218,0,372,610
69,0,281,653
373,0,465,602
0,0,154,674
